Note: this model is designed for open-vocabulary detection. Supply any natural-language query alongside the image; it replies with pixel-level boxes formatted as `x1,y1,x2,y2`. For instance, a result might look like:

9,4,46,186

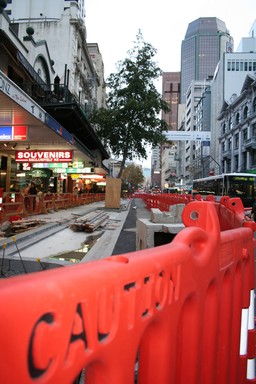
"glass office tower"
180,17,233,103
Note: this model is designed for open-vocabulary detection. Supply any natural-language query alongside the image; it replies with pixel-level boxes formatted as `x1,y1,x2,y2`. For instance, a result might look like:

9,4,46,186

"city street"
0,198,151,277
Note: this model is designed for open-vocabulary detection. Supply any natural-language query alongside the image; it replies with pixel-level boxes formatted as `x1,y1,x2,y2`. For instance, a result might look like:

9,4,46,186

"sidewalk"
0,198,150,276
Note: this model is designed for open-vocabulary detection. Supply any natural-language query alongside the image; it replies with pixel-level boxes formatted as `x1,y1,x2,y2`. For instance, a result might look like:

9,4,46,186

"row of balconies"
18,82,95,117
220,109,256,139
221,136,256,159
243,136,256,149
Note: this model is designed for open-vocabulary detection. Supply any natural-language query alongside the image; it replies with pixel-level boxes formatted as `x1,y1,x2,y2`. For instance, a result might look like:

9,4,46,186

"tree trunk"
117,155,126,179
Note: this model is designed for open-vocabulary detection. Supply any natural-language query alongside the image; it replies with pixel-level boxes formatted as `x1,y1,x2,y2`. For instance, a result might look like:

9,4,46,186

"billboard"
0,126,27,141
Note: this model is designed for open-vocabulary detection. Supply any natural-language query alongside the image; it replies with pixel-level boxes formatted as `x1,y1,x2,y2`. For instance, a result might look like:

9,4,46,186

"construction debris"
0,218,47,238
11,218,47,233
69,210,109,232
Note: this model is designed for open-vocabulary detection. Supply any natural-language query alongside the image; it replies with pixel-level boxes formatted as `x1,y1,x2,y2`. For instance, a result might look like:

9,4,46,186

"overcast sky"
85,0,256,167
86,0,256,78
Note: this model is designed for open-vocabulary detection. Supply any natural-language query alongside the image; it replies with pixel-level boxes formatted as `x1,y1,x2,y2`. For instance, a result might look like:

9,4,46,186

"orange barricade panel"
0,201,255,384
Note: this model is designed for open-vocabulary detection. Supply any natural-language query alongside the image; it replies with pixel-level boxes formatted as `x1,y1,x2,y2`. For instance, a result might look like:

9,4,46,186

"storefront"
0,70,104,192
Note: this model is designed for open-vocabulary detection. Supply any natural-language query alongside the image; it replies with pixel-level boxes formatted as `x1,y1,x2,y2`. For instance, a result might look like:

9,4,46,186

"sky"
85,0,256,167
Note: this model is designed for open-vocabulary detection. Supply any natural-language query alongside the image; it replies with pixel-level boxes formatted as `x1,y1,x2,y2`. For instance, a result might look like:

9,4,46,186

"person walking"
23,184,30,210
251,197,256,222
28,182,37,211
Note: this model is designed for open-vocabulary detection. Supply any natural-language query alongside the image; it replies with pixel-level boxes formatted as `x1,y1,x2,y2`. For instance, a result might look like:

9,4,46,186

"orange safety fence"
133,193,193,211
3,192,29,219
0,192,106,222
54,193,73,211
42,193,55,213
0,200,255,383
136,192,253,214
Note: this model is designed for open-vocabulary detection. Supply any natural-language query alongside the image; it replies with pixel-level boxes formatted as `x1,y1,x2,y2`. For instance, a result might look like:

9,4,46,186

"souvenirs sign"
15,150,73,163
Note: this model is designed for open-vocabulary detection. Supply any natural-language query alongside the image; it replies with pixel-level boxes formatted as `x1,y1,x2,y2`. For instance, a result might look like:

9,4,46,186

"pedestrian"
251,197,256,222
28,182,37,195
28,182,37,211
23,183,30,195
23,183,30,210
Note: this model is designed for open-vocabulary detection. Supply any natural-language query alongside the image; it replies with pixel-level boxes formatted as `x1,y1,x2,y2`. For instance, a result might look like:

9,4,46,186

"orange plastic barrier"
0,200,255,383
137,193,193,211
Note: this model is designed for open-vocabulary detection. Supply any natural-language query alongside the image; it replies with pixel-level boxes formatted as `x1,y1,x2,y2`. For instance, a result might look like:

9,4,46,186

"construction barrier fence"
0,200,255,383
132,192,193,212
134,192,254,213
1,192,105,222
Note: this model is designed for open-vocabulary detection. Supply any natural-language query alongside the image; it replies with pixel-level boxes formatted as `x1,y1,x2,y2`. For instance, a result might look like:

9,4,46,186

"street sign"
163,131,211,141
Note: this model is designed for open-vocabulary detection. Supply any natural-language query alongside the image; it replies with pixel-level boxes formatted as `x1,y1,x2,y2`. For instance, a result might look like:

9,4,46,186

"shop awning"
0,69,95,164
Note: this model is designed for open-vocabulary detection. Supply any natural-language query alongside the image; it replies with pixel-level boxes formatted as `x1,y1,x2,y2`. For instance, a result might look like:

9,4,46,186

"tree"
122,163,144,192
91,30,169,178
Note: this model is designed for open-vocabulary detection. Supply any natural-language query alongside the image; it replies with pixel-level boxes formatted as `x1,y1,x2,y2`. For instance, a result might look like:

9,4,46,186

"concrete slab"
136,217,185,250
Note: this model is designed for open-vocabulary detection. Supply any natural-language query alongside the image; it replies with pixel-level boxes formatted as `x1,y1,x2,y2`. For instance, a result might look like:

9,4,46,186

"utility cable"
12,236,27,274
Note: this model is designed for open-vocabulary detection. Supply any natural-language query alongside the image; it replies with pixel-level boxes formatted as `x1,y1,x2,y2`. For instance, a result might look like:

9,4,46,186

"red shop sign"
15,150,73,163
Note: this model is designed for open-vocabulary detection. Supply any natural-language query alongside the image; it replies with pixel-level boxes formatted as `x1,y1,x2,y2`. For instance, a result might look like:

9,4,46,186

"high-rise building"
160,72,180,188
180,19,256,180
180,17,233,103
162,72,180,131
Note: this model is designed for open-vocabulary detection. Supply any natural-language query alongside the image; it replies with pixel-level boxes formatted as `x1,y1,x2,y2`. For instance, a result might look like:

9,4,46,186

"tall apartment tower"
180,17,233,103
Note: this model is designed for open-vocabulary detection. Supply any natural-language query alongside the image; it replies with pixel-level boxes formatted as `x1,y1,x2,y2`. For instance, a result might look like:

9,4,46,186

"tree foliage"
122,163,144,191
91,30,169,178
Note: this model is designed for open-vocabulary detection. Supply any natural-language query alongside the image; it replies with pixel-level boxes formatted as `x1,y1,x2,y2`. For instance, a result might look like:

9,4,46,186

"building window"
228,117,233,130
243,106,248,119
253,123,256,137
222,123,226,135
226,159,231,173
252,150,256,166
235,112,240,125
242,152,247,170
234,155,238,169
243,128,248,141
235,133,239,148
253,97,256,114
